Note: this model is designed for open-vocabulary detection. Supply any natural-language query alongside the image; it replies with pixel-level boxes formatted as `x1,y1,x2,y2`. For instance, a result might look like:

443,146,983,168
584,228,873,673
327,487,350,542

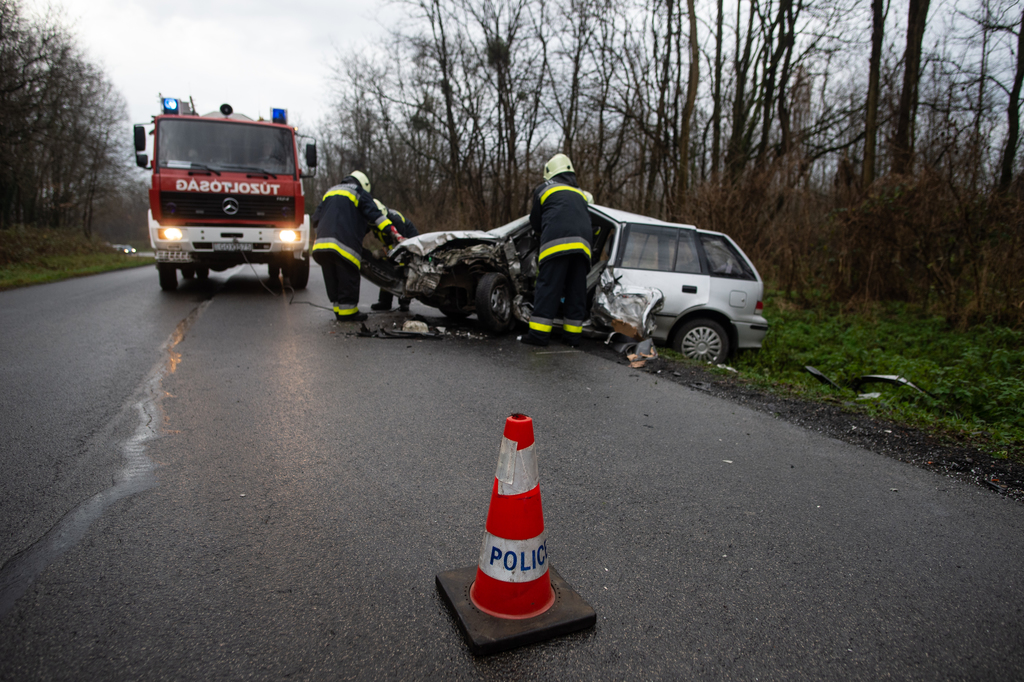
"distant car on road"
363,204,769,363
111,244,137,254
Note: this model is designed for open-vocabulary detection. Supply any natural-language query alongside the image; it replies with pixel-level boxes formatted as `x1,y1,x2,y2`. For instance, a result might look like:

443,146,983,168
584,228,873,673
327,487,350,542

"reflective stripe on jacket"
529,173,593,264
311,178,394,261
312,237,362,269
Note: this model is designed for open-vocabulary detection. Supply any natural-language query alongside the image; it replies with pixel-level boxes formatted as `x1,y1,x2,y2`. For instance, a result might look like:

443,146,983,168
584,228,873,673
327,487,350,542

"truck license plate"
213,242,253,252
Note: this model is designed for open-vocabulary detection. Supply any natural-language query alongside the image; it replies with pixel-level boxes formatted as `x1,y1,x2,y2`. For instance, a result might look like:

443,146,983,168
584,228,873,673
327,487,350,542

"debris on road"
358,312,442,339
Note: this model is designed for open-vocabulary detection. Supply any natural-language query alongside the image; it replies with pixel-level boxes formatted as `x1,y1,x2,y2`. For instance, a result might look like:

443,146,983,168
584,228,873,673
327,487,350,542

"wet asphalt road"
1,262,1023,680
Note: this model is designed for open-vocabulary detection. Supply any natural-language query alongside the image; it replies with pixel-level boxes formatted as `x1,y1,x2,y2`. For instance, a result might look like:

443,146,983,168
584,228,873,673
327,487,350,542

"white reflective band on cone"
477,531,549,583
495,438,539,496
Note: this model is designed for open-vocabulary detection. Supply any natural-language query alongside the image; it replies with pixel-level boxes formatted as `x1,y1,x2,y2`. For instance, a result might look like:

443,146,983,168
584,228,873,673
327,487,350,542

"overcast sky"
23,0,401,131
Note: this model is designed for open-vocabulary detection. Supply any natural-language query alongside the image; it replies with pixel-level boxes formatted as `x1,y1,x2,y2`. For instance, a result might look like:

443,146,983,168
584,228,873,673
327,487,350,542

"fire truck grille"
160,192,294,222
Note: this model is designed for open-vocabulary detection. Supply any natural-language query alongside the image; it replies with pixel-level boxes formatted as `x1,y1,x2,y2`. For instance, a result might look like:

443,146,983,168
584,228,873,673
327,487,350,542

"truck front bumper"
150,211,310,265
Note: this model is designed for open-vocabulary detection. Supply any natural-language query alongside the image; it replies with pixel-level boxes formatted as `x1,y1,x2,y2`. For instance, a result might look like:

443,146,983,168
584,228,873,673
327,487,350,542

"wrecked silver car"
361,204,768,362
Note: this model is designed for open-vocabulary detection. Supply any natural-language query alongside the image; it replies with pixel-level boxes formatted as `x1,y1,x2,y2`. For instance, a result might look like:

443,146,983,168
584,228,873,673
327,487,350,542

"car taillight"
755,300,763,313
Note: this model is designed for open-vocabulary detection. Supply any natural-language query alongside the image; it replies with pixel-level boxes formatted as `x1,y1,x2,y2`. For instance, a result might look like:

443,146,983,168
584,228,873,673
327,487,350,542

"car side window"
674,230,701,274
619,224,678,272
699,234,755,280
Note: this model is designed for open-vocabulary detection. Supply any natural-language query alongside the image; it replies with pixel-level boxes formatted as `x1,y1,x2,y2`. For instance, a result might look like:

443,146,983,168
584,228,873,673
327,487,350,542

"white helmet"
543,153,574,181
349,170,371,192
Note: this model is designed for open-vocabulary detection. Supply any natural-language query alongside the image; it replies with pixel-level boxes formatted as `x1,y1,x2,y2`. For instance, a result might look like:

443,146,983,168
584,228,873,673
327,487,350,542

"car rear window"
698,234,755,280
618,224,702,274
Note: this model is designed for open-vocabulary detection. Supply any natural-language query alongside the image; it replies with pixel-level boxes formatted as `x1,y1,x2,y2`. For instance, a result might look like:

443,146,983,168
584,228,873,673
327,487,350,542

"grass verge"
664,292,1024,462
0,228,153,291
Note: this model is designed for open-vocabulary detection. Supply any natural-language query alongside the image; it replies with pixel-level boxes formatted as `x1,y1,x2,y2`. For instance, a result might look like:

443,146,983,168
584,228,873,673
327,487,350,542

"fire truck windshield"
157,119,295,176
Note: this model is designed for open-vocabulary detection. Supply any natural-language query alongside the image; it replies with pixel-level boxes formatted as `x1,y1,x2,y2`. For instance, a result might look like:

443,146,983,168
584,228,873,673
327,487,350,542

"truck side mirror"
136,153,149,168
305,142,317,168
134,125,146,152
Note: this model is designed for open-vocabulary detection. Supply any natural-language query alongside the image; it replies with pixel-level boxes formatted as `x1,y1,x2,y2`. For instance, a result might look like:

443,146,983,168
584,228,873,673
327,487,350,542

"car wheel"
672,318,730,363
288,259,309,290
158,263,178,291
475,272,513,333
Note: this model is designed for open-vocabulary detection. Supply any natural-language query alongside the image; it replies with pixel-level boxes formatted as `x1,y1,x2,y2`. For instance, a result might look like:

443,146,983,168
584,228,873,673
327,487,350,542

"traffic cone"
469,413,556,619
436,414,596,655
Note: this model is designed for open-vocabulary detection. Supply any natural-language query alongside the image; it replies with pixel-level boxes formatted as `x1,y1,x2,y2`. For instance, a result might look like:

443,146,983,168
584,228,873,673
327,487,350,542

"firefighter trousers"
527,253,590,344
312,249,361,317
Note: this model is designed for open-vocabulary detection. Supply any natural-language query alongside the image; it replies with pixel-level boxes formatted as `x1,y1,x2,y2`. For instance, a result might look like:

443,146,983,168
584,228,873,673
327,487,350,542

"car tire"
288,258,309,289
158,263,178,291
475,272,513,333
672,318,730,363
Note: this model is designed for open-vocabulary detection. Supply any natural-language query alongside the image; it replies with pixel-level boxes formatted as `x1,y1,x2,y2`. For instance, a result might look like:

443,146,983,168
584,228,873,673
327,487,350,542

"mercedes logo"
222,197,239,215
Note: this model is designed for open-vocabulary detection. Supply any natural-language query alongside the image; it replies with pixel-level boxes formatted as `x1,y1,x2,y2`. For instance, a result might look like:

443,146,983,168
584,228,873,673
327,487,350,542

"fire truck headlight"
160,227,183,241
279,230,298,243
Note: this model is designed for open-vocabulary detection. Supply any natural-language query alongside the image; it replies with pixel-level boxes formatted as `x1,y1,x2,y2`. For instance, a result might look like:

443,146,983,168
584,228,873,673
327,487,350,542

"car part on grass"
851,375,934,397
803,366,935,399
804,365,845,391
672,318,729,364
591,269,664,340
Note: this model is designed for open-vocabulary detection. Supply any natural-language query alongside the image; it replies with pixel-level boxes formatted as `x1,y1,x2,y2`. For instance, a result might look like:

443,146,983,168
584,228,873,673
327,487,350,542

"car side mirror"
135,153,149,168
305,142,317,168
134,125,146,152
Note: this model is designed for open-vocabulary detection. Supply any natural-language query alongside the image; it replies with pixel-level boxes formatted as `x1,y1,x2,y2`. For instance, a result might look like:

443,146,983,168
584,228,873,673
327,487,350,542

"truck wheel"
475,272,513,333
672,318,730,363
287,258,309,289
158,263,178,291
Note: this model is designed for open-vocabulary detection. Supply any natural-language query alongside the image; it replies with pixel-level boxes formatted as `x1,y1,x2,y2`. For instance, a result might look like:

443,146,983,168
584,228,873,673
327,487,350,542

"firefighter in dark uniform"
311,170,401,322
520,153,593,347
370,199,419,312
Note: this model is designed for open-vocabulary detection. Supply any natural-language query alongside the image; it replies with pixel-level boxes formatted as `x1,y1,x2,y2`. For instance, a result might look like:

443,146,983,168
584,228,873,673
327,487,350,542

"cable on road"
239,246,333,311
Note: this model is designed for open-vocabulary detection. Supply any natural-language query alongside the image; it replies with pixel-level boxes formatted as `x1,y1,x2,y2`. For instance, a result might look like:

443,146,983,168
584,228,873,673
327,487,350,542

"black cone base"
435,565,596,656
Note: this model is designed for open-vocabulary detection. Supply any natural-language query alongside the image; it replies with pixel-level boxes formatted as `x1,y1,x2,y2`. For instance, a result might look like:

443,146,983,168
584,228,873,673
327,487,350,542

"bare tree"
998,6,1023,191
891,0,931,174
862,0,885,186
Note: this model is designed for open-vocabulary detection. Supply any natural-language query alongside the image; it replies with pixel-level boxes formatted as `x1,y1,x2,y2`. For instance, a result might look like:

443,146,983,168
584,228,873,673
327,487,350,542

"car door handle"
682,285,697,294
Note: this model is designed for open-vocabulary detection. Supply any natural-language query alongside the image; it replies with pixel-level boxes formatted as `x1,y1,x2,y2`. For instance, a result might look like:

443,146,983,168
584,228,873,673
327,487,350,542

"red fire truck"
134,98,317,290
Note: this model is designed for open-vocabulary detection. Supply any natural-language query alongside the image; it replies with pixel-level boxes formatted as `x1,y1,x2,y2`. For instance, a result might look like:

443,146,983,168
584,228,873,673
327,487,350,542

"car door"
609,222,710,325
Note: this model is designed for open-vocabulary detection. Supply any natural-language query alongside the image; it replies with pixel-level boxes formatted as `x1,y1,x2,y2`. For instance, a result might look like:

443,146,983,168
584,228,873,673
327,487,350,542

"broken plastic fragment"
402,320,429,333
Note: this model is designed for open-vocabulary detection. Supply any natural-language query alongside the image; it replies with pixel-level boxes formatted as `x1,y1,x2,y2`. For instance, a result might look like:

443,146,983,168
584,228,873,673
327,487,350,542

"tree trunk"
711,0,724,180
431,0,463,207
672,0,699,218
891,0,931,175
726,0,756,179
998,8,1024,192
862,0,884,187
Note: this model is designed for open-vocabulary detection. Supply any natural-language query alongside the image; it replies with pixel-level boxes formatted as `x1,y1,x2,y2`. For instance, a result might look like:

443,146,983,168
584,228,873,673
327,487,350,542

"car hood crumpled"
392,231,500,257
